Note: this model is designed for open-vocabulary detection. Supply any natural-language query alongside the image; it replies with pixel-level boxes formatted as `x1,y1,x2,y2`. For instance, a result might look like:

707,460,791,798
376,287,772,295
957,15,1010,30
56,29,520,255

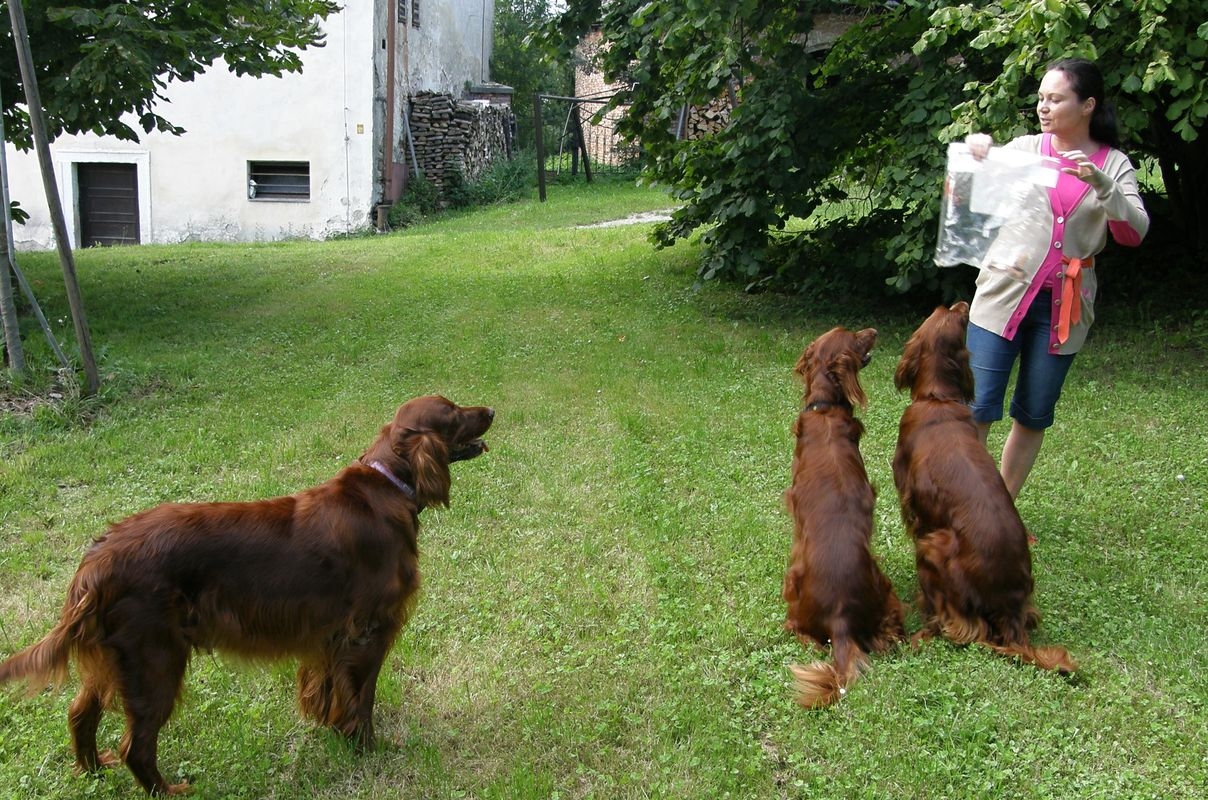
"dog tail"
0,581,98,694
789,622,869,709
986,640,1077,675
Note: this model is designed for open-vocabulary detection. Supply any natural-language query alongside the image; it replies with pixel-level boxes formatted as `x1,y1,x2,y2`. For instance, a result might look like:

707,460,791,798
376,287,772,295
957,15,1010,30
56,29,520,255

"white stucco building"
3,0,496,249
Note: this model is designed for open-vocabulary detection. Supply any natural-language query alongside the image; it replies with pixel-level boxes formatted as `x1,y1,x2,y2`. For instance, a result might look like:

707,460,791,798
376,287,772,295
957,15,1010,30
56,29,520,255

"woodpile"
680,96,732,139
405,91,515,198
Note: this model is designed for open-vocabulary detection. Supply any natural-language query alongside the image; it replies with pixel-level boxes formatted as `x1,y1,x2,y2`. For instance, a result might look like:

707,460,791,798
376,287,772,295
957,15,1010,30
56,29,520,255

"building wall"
6,9,376,249
3,0,495,250
403,0,493,95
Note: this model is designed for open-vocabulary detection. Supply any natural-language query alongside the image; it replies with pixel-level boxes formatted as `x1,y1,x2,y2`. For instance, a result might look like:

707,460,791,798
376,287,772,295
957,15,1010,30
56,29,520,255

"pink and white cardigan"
969,133,1150,354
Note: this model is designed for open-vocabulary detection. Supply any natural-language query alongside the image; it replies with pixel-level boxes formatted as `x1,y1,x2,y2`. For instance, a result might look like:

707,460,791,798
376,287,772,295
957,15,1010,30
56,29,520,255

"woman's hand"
1059,150,1109,190
965,133,994,160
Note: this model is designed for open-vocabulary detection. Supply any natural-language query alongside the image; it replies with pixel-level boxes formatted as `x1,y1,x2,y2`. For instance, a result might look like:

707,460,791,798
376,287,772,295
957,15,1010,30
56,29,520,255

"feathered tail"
987,641,1077,675
0,585,97,694
789,621,870,709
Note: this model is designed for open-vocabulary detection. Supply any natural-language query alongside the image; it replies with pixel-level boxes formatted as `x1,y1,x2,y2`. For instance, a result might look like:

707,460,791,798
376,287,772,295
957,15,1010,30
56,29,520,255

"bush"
386,156,537,229
466,153,535,205
386,173,440,229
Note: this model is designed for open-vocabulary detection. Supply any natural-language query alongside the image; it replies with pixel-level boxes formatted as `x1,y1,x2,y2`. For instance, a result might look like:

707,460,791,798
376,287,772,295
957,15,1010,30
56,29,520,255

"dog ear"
953,346,975,401
793,343,816,381
396,431,451,508
893,338,918,392
834,352,869,408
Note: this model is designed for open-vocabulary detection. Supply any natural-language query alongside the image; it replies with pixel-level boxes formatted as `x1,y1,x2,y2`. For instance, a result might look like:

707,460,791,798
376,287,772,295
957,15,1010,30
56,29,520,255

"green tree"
1,0,340,150
492,0,570,149
539,0,1208,293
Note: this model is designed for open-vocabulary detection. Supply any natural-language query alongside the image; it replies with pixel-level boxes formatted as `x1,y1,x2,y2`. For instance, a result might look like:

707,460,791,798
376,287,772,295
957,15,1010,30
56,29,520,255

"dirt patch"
575,209,676,228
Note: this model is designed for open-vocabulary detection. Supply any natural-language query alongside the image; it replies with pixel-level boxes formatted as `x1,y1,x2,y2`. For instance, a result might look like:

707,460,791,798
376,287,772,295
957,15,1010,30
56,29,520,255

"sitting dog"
892,302,1075,673
0,395,494,795
782,327,905,707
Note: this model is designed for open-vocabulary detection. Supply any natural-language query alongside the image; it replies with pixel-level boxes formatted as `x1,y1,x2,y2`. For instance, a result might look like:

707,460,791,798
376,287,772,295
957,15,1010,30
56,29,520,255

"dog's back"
783,327,904,707
893,304,1075,674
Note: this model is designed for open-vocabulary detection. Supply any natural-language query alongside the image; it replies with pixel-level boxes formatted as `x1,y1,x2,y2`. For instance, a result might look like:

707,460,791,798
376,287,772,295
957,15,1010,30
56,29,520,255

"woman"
964,58,1149,501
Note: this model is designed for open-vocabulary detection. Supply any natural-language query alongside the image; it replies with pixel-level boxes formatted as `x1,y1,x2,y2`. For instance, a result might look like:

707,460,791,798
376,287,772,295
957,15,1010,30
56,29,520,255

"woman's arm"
1061,149,1149,246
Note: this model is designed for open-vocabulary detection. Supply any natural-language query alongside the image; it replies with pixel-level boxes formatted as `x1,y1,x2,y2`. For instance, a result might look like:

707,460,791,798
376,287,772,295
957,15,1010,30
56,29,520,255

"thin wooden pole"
572,107,592,184
534,94,546,202
7,0,100,394
0,214,23,375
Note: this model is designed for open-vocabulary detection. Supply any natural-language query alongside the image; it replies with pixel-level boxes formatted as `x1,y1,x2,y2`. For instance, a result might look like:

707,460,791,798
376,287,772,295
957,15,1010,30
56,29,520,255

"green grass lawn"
1,181,1205,799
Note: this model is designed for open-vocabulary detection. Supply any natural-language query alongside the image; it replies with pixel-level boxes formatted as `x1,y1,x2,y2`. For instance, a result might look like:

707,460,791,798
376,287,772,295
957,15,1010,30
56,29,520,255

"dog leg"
347,651,390,750
115,641,190,795
298,644,385,750
871,590,907,653
338,633,399,749
69,683,107,773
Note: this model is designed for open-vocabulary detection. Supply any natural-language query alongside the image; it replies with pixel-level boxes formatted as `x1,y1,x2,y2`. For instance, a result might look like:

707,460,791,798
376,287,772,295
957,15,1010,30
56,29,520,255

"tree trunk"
1151,108,1208,258
7,0,99,393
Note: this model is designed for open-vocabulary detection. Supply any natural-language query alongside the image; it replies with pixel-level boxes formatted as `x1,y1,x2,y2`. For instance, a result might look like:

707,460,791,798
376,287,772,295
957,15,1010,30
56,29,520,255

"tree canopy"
491,0,570,150
539,0,1208,294
1,0,339,150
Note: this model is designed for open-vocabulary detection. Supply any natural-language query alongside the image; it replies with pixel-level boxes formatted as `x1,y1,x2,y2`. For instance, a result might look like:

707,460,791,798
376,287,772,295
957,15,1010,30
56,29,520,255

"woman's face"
1036,69,1094,140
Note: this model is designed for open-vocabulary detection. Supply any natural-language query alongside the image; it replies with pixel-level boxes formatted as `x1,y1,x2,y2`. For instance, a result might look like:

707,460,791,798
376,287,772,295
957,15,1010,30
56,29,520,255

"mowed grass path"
1,182,1205,798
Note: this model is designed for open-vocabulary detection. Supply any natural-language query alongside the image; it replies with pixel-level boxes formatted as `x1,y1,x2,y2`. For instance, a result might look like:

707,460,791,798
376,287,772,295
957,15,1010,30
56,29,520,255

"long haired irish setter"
0,395,494,795
783,327,905,708
892,303,1075,673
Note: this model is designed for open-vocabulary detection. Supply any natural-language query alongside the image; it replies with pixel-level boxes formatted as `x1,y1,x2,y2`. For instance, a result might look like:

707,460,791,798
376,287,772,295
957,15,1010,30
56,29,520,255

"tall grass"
1,181,1204,799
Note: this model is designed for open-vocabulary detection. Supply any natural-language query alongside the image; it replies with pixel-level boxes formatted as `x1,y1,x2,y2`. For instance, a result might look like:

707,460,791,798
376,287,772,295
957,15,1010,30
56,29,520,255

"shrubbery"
387,154,537,230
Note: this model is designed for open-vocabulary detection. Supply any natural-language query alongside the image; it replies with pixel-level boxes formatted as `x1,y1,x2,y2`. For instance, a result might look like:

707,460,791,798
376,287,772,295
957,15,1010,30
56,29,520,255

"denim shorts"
966,293,1076,429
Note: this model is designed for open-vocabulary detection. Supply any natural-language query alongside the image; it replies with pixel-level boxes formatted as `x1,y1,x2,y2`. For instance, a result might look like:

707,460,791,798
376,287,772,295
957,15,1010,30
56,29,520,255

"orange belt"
1057,256,1093,344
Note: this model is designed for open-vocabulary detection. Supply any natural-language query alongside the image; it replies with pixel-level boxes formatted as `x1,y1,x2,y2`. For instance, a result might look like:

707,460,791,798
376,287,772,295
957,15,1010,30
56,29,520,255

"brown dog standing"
0,395,493,795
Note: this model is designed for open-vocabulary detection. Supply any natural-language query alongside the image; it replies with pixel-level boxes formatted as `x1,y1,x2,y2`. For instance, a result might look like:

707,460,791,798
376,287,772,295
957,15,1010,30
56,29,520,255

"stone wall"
572,13,860,146
573,29,633,165
404,91,515,198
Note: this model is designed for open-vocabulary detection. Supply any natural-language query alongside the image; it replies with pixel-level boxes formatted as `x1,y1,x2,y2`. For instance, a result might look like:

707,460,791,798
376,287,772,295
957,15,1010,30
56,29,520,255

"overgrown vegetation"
539,0,1208,294
386,154,538,230
1,183,1204,798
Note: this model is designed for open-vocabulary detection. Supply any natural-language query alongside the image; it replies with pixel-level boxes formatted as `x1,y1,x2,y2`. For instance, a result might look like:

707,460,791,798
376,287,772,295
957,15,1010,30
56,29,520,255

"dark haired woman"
963,58,1149,503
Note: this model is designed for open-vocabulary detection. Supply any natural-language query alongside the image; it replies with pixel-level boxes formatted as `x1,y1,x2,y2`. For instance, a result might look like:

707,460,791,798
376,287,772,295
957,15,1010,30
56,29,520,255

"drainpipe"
382,0,397,203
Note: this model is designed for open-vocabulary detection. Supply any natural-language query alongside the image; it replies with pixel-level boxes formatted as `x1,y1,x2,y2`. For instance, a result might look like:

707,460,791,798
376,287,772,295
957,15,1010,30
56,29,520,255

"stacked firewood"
406,91,514,197
681,95,732,139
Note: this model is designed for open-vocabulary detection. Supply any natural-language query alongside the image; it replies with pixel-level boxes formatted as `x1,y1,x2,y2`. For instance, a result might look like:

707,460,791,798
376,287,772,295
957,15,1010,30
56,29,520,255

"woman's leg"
1000,421,1046,499
1006,294,1077,498
966,322,1018,439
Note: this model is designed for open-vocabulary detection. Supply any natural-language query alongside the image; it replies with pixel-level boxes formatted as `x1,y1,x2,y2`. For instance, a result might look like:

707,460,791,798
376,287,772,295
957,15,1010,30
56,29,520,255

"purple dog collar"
368,460,416,501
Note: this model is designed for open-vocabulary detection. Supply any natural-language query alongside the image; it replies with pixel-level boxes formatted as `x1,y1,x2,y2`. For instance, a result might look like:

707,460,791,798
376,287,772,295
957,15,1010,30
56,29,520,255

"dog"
892,302,1075,673
782,326,905,708
0,395,494,795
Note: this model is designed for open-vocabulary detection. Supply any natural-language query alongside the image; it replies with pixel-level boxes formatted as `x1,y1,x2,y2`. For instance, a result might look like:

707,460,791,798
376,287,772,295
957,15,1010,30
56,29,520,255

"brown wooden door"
78,163,140,246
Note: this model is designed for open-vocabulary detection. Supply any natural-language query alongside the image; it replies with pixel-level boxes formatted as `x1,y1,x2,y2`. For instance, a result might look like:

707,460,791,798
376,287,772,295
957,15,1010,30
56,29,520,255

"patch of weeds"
0,350,133,446
387,172,441,230
387,156,537,231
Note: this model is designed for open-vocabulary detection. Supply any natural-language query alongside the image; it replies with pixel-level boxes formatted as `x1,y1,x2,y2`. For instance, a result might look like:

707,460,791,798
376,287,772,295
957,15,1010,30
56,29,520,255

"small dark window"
248,161,310,201
411,0,420,27
397,0,405,24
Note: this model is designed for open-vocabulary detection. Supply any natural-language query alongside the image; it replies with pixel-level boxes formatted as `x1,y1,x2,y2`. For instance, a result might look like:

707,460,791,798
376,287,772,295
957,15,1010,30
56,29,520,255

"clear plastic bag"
935,143,1059,282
